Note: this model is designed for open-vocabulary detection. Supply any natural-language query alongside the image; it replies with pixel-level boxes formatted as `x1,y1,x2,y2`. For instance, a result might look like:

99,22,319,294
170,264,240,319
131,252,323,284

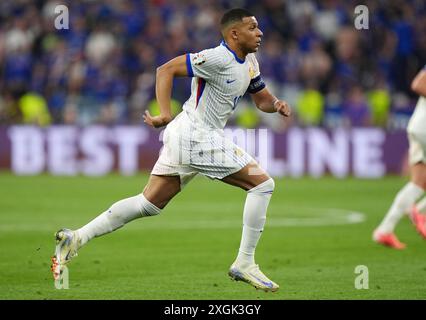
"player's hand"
143,110,172,128
274,100,291,117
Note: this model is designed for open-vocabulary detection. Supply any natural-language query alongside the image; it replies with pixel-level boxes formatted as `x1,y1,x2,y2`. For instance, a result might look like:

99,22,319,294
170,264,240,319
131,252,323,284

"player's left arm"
250,87,291,117
411,68,426,97
247,54,291,117
143,55,188,128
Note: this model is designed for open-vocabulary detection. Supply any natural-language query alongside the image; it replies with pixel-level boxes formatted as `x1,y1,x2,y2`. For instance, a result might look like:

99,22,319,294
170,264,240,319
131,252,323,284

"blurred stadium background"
1,0,426,300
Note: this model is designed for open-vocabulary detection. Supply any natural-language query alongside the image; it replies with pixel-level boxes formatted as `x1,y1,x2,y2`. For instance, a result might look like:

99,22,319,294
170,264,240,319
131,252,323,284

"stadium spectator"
295,82,325,127
18,91,52,126
323,91,344,129
342,85,371,127
367,78,391,128
387,92,416,131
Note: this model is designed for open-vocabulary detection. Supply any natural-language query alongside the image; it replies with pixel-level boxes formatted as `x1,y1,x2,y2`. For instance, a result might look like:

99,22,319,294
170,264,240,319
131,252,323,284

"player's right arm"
411,67,426,97
143,55,188,128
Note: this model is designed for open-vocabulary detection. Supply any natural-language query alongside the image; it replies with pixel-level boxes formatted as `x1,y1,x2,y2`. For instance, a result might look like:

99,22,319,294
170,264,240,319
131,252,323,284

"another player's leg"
221,162,279,292
409,204,426,239
413,197,426,214
411,196,426,233
373,163,426,249
51,175,180,278
408,163,426,239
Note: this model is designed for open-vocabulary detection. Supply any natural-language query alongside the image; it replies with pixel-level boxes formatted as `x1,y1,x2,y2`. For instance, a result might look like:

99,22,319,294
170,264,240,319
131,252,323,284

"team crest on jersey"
249,66,256,78
192,53,206,66
234,147,244,157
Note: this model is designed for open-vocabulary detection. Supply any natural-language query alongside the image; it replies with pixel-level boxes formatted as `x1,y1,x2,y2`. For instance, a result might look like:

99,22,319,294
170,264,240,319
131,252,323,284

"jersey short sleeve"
186,48,225,80
247,54,265,94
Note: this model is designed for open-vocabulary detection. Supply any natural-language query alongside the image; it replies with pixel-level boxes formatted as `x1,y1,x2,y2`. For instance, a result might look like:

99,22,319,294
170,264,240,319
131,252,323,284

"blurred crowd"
0,0,424,131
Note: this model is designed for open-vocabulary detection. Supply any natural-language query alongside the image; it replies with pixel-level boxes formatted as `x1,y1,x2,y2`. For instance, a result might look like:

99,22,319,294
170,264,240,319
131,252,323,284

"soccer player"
51,8,291,292
373,65,426,249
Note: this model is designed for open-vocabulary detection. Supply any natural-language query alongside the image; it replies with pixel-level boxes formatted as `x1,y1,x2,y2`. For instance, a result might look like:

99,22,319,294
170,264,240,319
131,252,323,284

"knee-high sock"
235,178,275,268
77,194,161,246
377,182,424,234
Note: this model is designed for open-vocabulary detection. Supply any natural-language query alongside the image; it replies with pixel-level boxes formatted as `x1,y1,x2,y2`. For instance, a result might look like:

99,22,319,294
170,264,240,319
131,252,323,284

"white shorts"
151,112,255,187
408,132,426,165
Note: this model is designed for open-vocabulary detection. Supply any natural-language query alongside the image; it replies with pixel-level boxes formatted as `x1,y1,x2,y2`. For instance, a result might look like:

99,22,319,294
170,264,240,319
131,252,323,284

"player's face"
237,17,263,53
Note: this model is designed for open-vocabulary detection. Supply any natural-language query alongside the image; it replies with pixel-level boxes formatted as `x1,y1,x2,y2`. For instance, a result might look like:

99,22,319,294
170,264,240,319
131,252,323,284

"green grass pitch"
1,172,426,300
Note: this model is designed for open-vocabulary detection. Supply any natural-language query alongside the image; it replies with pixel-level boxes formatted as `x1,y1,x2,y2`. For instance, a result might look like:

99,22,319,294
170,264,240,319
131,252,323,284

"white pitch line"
0,207,366,231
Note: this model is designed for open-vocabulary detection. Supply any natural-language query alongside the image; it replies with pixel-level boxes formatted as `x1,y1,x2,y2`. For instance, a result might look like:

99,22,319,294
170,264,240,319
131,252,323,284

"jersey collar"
221,40,245,64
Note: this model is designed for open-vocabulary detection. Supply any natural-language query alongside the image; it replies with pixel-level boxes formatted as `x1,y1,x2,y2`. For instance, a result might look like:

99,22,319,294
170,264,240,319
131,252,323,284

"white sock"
415,197,426,213
235,178,275,269
377,182,424,234
76,194,161,246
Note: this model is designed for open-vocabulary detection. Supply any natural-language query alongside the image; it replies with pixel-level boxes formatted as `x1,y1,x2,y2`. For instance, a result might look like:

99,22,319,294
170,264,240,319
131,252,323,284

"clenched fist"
143,110,172,128
274,100,291,117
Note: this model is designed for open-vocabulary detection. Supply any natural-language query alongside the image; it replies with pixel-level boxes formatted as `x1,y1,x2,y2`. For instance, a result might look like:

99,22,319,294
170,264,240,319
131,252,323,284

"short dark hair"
220,8,254,30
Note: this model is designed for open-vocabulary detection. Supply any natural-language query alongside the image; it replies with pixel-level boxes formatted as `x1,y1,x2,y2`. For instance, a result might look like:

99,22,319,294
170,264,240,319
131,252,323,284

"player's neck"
223,40,247,61
233,47,247,61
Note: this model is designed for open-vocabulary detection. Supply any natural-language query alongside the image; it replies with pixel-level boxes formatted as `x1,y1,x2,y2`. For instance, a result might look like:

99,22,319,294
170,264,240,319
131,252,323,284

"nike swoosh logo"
226,79,236,84
249,273,273,287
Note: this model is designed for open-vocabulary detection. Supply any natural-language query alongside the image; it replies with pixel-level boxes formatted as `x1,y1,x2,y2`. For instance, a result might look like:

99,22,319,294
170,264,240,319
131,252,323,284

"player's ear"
231,28,238,40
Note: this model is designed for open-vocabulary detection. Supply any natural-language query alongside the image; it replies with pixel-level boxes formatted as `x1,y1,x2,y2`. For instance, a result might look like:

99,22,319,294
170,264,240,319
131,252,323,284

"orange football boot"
410,206,426,239
373,230,406,249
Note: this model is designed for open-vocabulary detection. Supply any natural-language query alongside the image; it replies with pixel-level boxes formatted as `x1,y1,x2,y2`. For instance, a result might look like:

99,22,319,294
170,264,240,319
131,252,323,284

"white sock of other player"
235,178,275,268
377,182,424,234
76,194,161,246
415,197,426,213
